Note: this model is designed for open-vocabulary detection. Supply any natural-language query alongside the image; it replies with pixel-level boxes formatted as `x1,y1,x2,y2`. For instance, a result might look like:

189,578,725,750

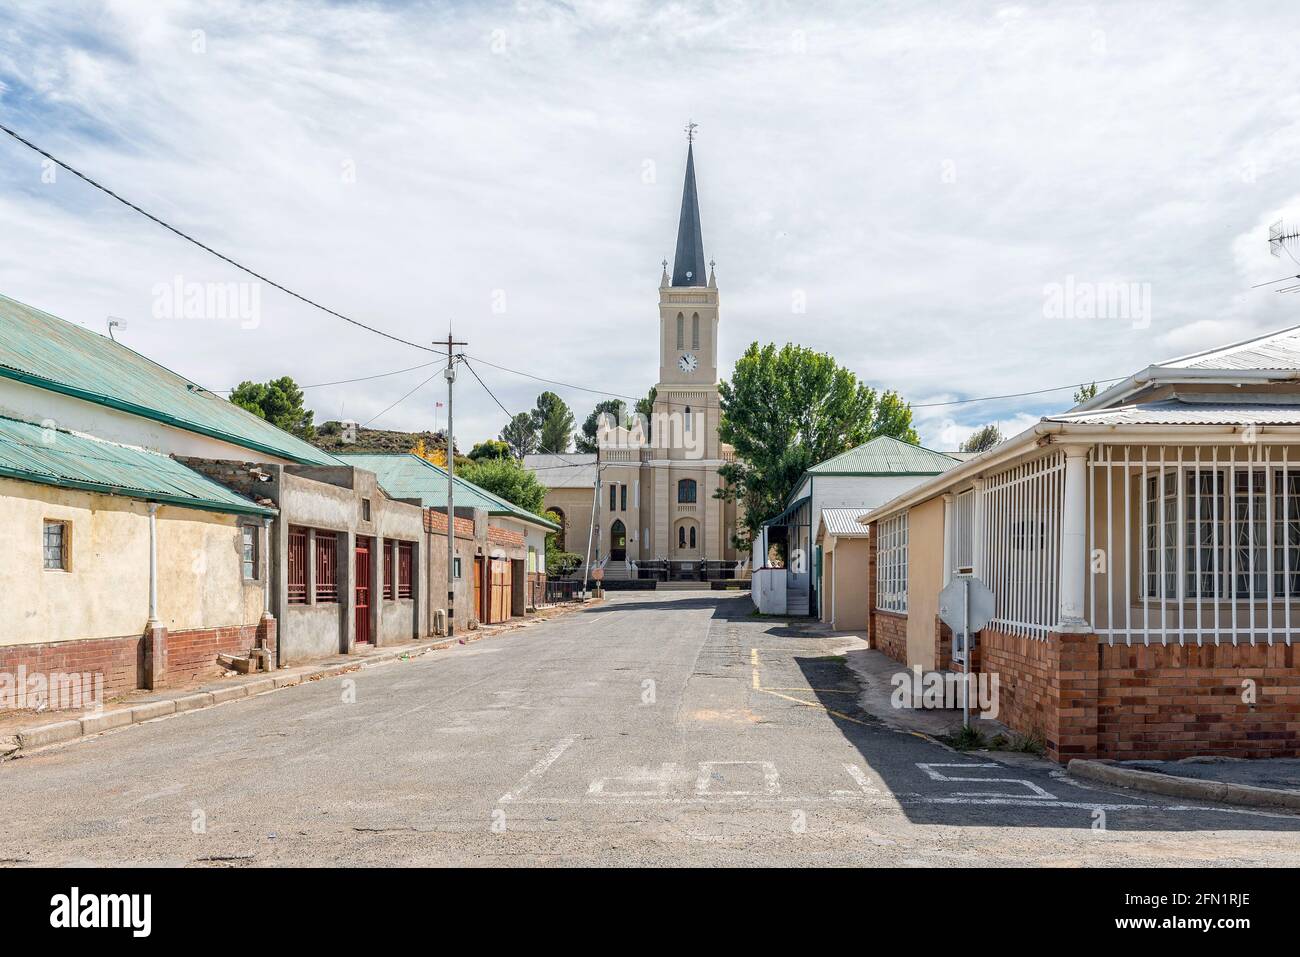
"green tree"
459,456,548,515
575,399,627,453
1074,382,1098,404
230,376,315,439
718,342,919,547
468,439,511,461
635,386,657,442
544,509,583,578
500,411,539,459
533,391,575,454
960,424,1003,453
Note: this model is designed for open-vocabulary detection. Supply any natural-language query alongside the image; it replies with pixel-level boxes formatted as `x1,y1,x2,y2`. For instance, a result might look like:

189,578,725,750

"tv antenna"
106,316,127,341
1263,220,1300,293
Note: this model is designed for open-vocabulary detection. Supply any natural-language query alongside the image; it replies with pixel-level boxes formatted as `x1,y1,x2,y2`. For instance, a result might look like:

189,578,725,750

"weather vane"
685,120,698,143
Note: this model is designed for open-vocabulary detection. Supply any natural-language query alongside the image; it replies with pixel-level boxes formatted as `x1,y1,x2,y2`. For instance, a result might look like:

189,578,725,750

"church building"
525,137,741,580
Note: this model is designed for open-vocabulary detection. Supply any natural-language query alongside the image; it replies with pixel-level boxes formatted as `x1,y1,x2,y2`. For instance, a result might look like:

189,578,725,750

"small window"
620,484,627,511
678,479,697,504
610,484,617,511
691,313,700,350
43,520,68,570
678,526,686,548
361,498,371,522
453,557,462,580
684,406,693,432
241,525,259,580
675,313,684,350
689,526,696,549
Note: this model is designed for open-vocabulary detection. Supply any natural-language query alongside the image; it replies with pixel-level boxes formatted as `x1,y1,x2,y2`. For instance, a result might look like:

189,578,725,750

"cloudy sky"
3,0,1300,451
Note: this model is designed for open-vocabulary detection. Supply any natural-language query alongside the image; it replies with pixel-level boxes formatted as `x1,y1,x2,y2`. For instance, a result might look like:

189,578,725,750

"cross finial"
709,258,715,270
685,120,698,144
661,258,668,271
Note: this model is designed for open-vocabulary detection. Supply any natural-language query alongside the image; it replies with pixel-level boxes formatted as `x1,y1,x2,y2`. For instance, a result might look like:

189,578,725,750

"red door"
355,537,372,644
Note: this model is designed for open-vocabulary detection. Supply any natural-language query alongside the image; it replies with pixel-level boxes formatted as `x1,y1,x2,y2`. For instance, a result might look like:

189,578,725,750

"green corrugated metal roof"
0,415,275,516
0,293,338,466
806,436,959,475
337,453,560,531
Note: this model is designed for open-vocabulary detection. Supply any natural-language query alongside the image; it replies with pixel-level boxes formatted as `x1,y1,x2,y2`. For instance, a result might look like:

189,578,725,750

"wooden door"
487,557,512,623
355,537,372,644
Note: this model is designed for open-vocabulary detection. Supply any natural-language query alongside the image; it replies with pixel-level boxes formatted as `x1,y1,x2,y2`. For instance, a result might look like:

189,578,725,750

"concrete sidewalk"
1070,757,1300,810
1,599,593,759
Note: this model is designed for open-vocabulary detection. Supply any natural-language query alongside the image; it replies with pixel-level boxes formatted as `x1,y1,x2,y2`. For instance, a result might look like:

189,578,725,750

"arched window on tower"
689,526,696,549
678,479,697,503
684,405,692,432
678,526,686,548
691,313,700,350
676,313,684,350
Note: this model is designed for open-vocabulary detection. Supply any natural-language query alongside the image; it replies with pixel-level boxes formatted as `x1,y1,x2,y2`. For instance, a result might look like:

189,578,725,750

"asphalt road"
3,592,1299,866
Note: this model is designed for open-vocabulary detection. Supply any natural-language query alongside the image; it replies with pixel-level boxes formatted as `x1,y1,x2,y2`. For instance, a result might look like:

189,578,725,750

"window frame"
43,519,69,571
241,524,259,581
677,478,697,504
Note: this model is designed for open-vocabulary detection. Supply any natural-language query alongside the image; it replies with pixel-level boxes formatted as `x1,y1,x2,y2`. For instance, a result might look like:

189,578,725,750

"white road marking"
695,760,781,796
916,762,1056,800
498,734,578,804
841,762,881,795
587,763,679,797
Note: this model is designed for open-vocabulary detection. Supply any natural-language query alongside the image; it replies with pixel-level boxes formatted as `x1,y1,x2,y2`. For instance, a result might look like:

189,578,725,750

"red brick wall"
424,510,475,539
976,628,1300,762
977,627,1063,754
874,612,908,664
1,623,262,711
488,525,525,548
0,635,143,704
166,624,260,686
1093,640,1300,761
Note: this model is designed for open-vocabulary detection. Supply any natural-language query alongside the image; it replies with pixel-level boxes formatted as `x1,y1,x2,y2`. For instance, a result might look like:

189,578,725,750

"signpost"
937,576,995,728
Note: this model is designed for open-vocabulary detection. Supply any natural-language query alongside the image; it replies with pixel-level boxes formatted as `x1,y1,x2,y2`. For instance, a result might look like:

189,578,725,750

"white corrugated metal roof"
1047,399,1300,426
523,453,598,488
820,507,872,538
1162,327,1300,372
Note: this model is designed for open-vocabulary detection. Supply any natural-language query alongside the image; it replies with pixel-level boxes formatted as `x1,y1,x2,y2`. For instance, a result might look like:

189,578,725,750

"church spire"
671,128,706,287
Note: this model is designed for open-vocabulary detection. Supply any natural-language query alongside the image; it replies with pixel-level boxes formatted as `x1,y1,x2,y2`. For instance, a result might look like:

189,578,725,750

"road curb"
2,603,586,762
1068,758,1300,810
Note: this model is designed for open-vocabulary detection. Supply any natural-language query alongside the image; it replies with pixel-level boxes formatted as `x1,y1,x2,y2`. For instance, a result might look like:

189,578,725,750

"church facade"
525,140,740,578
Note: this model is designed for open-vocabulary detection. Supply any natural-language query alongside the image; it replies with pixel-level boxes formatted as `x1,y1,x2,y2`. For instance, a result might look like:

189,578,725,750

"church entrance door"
610,520,627,561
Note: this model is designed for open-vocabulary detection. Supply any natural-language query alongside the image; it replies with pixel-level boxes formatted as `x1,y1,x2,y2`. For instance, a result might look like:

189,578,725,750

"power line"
0,124,1124,420
362,370,443,427
461,356,570,456
215,359,443,394
910,377,1126,409
0,121,439,355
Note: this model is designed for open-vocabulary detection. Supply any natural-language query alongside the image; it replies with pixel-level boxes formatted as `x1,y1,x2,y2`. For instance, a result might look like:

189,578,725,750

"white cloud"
2,1,1300,449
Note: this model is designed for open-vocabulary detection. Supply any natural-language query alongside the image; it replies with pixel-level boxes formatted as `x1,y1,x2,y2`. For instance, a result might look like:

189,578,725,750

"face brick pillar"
1052,630,1099,761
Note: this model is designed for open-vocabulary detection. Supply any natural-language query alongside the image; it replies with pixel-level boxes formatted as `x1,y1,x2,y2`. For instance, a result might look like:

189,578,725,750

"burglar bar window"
241,525,259,580
398,542,413,598
315,531,339,603
1144,468,1300,601
43,519,68,570
288,527,307,603
384,540,394,599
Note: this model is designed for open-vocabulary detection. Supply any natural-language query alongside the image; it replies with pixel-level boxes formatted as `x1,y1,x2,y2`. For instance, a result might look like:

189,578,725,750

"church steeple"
671,134,707,287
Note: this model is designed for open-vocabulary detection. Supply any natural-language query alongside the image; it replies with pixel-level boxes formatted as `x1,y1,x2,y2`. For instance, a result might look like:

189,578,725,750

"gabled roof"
337,453,559,532
0,415,274,516
819,507,872,539
1047,398,1300,427
523,453,598,489
1076,322,1300,413
0,293,337,465
806,435,961,475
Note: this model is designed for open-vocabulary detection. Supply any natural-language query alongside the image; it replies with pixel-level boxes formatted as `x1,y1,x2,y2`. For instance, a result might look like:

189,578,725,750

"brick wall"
976,628,1300,762
488,525,525,548
424,509,475,539
166,624,261,686
874,612,908,664
1,623,263,711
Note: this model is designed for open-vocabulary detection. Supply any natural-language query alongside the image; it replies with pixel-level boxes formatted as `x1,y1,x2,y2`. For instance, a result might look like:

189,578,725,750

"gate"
355,537,372,644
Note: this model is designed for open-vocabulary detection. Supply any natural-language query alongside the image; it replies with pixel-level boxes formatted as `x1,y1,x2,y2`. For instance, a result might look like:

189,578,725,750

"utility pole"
582,463,601,598
442,334,467,637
